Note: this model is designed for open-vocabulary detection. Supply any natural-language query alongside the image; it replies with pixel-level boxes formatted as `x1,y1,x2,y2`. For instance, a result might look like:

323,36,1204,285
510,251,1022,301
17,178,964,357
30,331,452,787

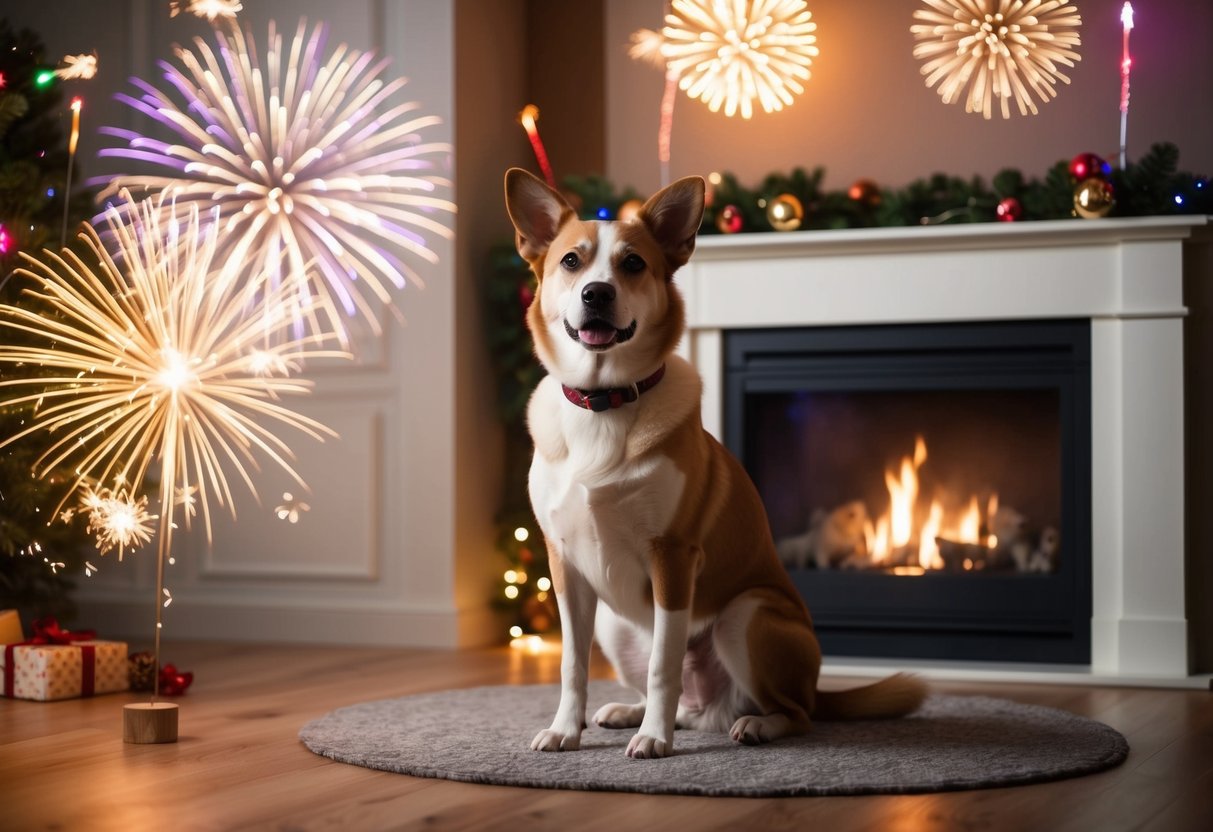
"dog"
504,168,926,759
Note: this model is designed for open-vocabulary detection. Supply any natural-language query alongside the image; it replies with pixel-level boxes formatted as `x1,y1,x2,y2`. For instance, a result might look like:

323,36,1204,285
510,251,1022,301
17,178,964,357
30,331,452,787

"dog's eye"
620,253,646,274
560,252,581,270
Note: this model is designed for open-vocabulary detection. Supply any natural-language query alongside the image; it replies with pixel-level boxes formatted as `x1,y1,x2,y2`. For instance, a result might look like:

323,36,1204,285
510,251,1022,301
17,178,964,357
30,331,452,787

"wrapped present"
1,617,129,702
0,610,22,645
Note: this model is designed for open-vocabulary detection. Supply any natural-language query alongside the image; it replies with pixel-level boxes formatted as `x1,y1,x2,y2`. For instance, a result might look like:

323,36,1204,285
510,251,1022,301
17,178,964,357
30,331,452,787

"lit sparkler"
61,97,82,248
96,19,455,342
1119,2,1134,167
911,0,1083,120
517,105,556,187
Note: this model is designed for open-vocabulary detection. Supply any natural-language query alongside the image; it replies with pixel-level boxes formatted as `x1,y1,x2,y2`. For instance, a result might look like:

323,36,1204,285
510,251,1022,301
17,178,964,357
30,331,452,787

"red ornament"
157,663,194,696
518,281,535,310
716,205,743,234
1069,152,1111,182
995,197,1023,222
847,179,882,210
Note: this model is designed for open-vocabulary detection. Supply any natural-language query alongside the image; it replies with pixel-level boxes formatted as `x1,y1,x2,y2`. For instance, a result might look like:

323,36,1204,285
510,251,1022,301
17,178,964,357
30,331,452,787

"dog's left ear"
504,167,576,265
638,176,706,275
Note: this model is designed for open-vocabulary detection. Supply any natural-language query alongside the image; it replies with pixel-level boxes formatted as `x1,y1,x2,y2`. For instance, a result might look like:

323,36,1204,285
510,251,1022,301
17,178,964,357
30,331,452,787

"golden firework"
0,192,350,552
660,0,819,119
911,0,1083,120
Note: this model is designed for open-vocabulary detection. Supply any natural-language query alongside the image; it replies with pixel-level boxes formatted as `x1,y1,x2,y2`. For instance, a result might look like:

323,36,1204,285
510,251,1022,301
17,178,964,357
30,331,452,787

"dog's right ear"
504,168,575,264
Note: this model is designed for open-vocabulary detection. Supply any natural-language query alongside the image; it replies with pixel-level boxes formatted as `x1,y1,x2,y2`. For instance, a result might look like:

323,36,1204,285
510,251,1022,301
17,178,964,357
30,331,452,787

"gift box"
0,610,22,645
1,618,129,702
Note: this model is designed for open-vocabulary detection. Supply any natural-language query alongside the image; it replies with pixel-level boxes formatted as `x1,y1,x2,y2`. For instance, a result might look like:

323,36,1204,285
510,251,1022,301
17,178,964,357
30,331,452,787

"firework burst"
80,483,157,560
95,19,455,342
660,0,819,119
911,0,1083,120
0,191,350,553
55,52,98,81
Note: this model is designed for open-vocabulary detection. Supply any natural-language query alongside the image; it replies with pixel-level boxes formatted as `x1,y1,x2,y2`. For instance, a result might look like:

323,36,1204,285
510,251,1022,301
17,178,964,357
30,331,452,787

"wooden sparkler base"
123,702,179,744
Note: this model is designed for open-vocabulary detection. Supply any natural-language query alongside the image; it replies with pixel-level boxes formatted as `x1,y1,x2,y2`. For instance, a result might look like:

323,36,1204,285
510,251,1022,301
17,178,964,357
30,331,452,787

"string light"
33,69,55,88
513,526,530,542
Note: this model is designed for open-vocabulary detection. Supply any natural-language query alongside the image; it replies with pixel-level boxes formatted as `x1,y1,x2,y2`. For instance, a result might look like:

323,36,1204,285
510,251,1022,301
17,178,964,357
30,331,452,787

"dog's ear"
504,168,575,264
638,176,705,275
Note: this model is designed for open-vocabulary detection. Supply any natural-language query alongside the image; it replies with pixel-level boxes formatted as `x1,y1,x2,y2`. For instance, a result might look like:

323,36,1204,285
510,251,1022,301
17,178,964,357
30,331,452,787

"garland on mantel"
484,142,1209,639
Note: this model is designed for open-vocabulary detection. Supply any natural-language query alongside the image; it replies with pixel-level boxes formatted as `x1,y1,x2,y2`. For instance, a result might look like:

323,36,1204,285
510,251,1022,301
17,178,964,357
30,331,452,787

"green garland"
484,143,1209,639
558,142,1209,230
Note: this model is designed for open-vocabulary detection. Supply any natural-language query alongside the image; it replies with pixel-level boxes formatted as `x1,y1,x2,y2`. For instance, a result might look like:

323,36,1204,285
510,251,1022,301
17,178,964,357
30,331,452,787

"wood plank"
2,643,1210,831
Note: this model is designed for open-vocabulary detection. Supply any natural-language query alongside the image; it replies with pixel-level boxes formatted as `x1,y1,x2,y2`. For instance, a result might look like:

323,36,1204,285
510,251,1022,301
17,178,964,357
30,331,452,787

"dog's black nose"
581,282,615,309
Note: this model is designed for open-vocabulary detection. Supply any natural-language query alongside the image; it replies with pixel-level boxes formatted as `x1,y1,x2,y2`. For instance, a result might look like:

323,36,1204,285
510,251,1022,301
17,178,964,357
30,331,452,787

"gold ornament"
1073,177,1114,218
766,193,804,231
617,199,644,222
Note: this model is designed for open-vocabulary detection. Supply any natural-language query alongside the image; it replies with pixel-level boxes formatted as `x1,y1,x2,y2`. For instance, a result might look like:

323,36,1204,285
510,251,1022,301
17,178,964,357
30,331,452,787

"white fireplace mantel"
678,216,1213,685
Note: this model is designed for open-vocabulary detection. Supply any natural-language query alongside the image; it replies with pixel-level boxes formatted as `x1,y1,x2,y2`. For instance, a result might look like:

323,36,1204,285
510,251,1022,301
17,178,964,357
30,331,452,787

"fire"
863,435,996,572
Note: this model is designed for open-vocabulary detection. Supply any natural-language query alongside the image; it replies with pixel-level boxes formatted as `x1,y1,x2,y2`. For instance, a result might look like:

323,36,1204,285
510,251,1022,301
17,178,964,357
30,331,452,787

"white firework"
170,0,243,22
911,0,1083,119
660,0,819,119
55,52,99,81
96,19,455,342
80,484,157,560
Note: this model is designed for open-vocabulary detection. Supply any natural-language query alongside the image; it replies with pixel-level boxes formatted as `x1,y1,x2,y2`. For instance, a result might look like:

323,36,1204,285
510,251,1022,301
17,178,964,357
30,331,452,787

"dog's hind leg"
592,606,649,729
711,589,820,744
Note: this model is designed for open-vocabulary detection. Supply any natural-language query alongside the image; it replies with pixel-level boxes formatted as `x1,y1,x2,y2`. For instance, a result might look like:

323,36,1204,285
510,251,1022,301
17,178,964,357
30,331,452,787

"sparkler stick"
1120,2,1135,168
518,105,556,187
658,69,678,188
60,97,81,248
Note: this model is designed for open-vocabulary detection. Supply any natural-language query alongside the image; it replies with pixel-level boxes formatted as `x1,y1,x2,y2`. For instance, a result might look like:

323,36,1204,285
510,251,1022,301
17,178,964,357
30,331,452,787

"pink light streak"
1119,2,1134,167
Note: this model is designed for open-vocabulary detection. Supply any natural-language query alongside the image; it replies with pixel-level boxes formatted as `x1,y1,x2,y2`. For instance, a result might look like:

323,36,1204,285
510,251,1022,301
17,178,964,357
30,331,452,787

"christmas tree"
0,19,96,623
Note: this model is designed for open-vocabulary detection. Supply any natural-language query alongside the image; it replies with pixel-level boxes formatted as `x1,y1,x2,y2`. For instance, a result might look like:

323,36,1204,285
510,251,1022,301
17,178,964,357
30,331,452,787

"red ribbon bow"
30,617,96,645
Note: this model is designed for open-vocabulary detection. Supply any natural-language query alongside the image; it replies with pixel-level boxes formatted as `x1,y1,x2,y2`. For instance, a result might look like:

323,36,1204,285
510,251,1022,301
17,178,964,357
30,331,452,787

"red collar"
561,365,666,412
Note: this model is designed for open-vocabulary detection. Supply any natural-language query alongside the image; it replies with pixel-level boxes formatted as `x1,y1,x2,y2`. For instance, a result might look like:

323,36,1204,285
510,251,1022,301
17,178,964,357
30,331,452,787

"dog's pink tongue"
579,327,616,346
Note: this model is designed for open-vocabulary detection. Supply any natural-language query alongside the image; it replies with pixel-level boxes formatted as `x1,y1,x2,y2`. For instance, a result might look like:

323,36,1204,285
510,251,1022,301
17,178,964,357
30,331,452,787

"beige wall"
606,0,1213,194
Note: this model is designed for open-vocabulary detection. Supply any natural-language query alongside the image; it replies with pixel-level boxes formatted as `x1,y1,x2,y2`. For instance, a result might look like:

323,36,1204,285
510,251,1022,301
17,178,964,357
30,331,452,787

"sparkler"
911,0,1083,120
60,97,81,248
96,19,455,343
517,105,556,187
629,28,679,188
1119,2,1134,168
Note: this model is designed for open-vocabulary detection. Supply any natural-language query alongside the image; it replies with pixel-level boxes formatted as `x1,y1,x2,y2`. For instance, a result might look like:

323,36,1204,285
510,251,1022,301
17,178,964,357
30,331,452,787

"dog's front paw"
593,701,645,729
625,732,672,759
531,728,581,752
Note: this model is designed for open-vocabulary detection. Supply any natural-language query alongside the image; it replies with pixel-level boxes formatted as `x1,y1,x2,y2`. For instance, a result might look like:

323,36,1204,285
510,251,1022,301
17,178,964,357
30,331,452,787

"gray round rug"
298,680,1128,797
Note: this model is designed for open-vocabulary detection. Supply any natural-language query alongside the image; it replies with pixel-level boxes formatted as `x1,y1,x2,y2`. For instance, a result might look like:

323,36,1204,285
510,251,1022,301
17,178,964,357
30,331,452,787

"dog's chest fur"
528,375,692,627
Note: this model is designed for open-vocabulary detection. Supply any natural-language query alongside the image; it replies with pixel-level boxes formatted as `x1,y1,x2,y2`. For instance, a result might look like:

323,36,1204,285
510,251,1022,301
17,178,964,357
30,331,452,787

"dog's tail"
813,673,927,720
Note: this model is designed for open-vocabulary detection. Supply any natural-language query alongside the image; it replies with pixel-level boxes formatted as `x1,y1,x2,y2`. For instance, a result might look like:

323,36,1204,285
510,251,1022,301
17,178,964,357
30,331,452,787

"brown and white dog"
504,168,925,759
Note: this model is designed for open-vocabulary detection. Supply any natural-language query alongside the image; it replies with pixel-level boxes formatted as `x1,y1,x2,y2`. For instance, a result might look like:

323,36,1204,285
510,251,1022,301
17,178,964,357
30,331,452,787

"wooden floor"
2,642,1211,832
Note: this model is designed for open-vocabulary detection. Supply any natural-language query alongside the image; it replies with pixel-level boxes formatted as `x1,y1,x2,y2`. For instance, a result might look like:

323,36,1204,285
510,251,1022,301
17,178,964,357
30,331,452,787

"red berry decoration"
1069,152,1111,182
847,178,882,210
716,204,744,234
995,197,1022,222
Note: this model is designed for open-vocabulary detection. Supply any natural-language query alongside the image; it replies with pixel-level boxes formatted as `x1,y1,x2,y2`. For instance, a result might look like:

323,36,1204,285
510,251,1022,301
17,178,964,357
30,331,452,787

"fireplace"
725,320,1091,663
677,216,1213,681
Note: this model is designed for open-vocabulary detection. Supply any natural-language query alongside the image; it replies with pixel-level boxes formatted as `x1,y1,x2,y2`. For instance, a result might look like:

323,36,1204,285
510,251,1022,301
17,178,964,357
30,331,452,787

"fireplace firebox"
725,320,1092,663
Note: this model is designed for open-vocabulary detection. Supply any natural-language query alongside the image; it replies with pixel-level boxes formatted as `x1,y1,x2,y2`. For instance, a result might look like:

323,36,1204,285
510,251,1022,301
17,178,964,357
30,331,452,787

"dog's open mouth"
564,318,637,351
